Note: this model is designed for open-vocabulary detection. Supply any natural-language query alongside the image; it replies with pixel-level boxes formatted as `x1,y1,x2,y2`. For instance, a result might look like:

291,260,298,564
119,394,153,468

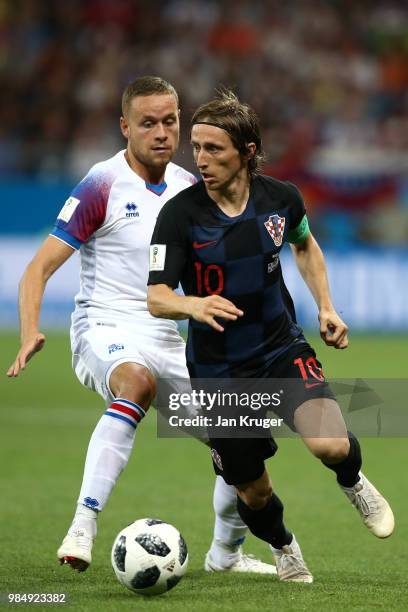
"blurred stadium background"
1,3,407,608
1,0,408,331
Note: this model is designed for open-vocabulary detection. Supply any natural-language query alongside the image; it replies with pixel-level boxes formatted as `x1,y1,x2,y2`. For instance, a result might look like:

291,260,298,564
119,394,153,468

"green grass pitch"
1,332,407,611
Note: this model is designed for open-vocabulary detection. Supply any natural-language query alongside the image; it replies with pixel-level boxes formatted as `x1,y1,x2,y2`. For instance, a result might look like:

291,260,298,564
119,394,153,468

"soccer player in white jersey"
7,76,276,575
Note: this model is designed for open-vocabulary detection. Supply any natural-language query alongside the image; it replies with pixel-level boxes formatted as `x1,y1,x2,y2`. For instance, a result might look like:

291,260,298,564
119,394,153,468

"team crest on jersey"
264,214,285,247
125,202,139,217
108,343,124,354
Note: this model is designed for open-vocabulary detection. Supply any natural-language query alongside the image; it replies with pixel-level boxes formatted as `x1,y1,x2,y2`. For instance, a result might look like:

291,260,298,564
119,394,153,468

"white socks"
73,398,144,527
70,403,247,569
69,503,97,538
209,476,248,568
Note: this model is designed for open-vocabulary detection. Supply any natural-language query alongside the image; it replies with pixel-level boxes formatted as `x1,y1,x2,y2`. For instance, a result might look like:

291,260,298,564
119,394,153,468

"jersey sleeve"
50,171,111,249
173,165,198,186
148,199,188,289
285,181,310,244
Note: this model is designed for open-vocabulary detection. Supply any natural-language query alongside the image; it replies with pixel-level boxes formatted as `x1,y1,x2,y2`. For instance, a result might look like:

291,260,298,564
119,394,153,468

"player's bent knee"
109,363,157,410
309,437,350,463
236,482,273,511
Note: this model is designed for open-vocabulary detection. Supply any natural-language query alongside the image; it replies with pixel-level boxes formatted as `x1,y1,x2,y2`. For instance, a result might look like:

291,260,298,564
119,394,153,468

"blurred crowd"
1,0,408,244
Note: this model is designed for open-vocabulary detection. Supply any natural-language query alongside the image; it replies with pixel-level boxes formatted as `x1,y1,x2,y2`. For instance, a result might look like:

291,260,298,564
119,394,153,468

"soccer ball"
111,518,188,596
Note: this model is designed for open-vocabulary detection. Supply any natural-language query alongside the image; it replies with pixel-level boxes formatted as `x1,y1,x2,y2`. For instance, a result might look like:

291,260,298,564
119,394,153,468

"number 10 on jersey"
194,262,224,295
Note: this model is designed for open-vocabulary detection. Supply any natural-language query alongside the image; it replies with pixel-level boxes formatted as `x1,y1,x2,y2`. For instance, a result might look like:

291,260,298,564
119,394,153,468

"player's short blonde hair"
191,89,265,176
122,76,179,117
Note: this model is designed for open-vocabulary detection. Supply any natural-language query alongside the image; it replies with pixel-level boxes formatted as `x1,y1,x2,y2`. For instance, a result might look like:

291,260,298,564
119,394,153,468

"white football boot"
271,535,313,583
205,548,277,574
57,527,94,572
339,472,394,538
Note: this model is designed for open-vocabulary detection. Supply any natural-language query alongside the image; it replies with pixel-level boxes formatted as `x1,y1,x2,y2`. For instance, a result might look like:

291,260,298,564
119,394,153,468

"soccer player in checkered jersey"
7,78,277,576
147,90,394,582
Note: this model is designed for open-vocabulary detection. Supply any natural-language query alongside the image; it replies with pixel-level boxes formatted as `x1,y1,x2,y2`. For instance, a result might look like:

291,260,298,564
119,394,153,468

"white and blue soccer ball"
111,518,188,596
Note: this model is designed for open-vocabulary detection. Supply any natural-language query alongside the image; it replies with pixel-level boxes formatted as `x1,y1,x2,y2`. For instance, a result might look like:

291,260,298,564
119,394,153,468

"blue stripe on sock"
114,397,146,417
104,410,137,428
134,406,145,419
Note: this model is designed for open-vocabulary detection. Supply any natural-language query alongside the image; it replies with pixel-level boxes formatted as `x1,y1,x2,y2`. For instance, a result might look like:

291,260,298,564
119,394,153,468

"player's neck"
124,150,166,184
209,171,250,217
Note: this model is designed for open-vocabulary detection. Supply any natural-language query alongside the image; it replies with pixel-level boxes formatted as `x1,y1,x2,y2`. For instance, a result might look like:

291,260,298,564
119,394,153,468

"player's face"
191,123,247,192
120,94,180,176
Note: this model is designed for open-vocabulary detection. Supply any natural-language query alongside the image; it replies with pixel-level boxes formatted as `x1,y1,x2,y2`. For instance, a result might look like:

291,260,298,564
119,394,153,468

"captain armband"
286,214,310,244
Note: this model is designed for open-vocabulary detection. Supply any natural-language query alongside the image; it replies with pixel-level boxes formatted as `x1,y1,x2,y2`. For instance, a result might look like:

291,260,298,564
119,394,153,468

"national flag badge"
264,214,286,247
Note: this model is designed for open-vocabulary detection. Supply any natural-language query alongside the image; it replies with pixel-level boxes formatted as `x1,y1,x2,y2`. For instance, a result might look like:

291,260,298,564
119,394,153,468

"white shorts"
71,318,191,406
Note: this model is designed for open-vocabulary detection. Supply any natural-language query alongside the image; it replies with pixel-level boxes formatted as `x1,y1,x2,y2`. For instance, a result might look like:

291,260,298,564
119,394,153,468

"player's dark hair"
122,76,179,117
191,89,265,176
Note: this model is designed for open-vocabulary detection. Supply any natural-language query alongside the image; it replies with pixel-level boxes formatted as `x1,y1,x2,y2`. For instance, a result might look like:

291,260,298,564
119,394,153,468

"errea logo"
125,202,139,217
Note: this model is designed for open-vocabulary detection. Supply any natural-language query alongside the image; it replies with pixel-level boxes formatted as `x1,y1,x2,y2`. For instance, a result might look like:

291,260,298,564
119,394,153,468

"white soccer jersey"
51,150,195,329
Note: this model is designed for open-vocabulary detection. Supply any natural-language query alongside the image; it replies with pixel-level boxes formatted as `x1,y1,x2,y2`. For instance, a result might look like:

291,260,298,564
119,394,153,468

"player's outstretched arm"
7,236,75,377
147,284,243,332
290,233,348,349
